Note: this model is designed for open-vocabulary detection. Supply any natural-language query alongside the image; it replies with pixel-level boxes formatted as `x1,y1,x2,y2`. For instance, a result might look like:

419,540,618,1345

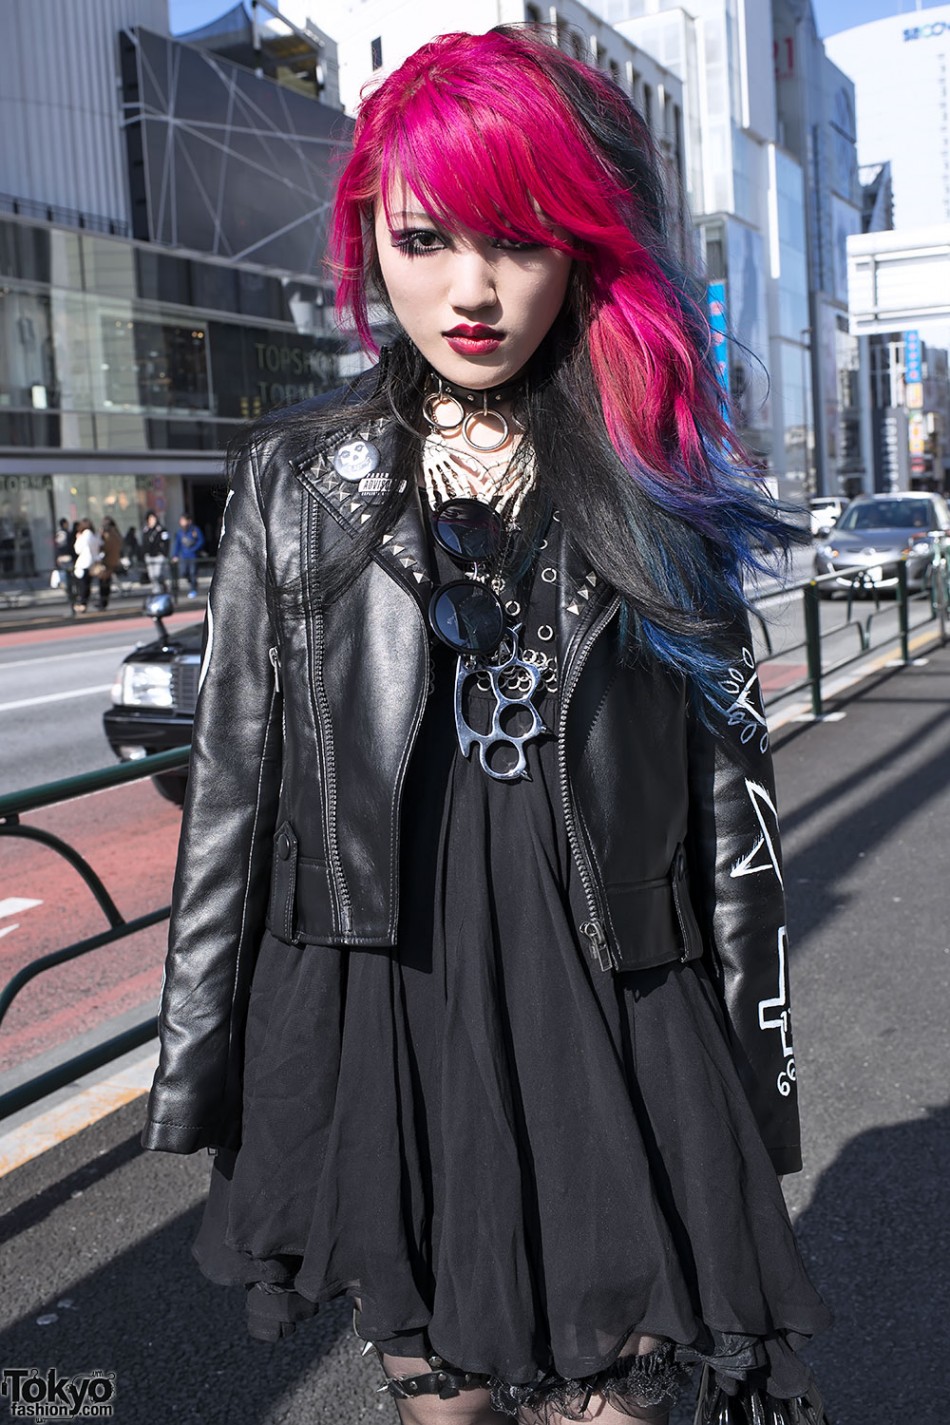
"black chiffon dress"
192,511,830,1418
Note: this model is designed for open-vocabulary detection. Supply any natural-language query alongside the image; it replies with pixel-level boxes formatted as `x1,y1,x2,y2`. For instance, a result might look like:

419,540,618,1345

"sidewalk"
0,644,948,1423
0,577,209,634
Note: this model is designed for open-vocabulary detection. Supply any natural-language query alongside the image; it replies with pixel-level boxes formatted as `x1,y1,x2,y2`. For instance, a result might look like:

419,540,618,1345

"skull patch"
332,439,380,482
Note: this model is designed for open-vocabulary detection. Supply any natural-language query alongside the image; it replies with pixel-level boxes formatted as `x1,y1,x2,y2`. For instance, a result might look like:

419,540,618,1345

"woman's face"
373,180,572,390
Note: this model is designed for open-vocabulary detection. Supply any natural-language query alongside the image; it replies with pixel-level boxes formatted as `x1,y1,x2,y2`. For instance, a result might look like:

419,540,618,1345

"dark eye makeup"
388,228,546,258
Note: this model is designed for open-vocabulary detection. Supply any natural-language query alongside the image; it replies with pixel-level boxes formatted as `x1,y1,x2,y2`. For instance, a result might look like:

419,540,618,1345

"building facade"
825,7,950,231
827,11,950,493
0,2,354,581
0,213,347,577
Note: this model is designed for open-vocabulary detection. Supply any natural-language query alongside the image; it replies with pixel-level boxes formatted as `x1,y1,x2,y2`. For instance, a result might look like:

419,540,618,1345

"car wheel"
152,771,187,807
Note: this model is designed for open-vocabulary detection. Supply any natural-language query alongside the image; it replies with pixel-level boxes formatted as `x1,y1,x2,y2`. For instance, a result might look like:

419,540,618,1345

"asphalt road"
1,641,948,1423
0,618,172,797
0,780,178,1073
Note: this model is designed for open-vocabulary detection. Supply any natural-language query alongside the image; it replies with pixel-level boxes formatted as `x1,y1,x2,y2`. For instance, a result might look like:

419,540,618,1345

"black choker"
426,371,526,409
423,372,527,453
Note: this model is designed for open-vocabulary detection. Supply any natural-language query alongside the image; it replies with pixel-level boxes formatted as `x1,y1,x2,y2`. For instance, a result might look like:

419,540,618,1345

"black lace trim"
489,1343,689,1422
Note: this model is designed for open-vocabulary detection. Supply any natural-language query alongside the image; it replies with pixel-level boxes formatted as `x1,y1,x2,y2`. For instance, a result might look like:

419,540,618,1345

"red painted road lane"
0,611,178,651
0,780,182,1074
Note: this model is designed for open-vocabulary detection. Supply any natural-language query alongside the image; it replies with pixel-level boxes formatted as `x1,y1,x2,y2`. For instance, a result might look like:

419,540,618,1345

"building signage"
903,21,948,40
908,413,926,457
707,282,730,395
208,322,345,421
903,330,922,384
905,381,924,410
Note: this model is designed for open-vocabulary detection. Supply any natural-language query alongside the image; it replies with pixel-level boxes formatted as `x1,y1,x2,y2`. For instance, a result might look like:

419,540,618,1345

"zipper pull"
580,919,615,972
268,645,281,693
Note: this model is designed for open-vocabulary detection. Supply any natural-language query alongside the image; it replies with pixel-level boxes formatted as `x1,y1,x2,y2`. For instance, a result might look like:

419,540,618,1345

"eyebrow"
388,210,437,222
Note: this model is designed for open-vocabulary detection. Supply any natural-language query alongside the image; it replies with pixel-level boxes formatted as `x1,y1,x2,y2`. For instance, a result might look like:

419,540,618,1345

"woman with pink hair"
142,27,831,1425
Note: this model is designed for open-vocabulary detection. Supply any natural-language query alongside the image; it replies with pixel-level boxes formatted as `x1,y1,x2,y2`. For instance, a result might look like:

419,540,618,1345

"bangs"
379,90,581,254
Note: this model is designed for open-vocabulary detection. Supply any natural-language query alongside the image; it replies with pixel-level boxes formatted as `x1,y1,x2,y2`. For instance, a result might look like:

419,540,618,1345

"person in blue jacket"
171,513,205,598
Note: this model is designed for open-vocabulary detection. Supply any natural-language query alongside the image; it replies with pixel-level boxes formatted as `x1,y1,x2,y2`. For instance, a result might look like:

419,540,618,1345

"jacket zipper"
306,503,353,937
558,595,622,972
268,645,281,694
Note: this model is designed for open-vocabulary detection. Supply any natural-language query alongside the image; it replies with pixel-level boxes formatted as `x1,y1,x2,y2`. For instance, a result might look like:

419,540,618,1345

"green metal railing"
2,545,949,1125
0,748,189,1122
754,539,950,718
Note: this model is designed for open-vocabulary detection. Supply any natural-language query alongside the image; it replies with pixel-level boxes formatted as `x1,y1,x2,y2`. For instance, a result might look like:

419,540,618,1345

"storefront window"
0,474,54,577
51,472,143,538
0,219,51,283
100,316,211,413
0,286,57,409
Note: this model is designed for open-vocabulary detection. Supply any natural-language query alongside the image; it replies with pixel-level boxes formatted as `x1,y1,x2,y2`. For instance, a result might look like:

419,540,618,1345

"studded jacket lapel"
294,420,434,608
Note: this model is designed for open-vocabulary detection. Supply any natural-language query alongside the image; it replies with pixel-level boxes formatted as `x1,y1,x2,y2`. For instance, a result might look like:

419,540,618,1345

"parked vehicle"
808,496,846,537
814,492,950,595
103,595,198,805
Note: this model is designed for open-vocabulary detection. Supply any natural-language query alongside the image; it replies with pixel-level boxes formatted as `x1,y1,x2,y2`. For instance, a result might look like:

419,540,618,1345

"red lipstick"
446,324,501,337
443,324,504,355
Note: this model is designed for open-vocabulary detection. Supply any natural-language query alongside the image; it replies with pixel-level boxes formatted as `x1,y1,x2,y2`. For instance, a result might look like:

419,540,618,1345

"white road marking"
0,685,112,713
0,898,43,918
0,925,19,940
0,645,131,670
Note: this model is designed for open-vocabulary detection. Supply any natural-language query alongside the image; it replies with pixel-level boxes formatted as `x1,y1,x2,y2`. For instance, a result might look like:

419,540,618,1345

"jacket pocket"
603,842,703,972
268,820,298,943
265,823,336,945
670,842,703,964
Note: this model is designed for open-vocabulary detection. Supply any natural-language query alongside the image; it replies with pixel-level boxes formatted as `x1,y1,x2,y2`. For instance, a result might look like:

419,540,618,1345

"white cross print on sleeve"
758,924,797,1098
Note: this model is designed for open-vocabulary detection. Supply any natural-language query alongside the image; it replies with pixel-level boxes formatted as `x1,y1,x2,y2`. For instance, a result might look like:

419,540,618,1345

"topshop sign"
903,21,948,40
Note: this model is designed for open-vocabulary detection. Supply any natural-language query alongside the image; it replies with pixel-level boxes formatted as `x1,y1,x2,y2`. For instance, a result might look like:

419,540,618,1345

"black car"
103,595,199,805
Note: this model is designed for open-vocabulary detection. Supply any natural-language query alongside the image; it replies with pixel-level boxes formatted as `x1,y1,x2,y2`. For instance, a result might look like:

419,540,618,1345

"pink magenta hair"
330,29,728,485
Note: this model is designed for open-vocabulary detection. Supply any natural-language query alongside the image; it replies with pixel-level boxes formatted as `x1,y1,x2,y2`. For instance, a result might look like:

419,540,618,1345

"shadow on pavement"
0,1105,368,1424
794,1102,950,1425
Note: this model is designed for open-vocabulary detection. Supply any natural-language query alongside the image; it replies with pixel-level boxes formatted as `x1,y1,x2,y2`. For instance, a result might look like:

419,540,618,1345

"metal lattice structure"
120,26,352,274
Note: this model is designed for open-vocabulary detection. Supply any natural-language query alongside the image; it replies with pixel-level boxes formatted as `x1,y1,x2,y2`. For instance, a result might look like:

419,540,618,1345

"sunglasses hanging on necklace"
426,497,549,782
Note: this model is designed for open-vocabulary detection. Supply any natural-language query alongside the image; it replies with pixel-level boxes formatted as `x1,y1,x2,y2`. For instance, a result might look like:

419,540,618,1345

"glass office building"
0,213,349,578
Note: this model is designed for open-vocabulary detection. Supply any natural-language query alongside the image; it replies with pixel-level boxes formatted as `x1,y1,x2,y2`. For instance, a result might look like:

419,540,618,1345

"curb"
0,1043,157,1178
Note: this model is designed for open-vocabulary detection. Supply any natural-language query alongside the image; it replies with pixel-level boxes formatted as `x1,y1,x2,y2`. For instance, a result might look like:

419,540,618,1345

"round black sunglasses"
427,498,509,657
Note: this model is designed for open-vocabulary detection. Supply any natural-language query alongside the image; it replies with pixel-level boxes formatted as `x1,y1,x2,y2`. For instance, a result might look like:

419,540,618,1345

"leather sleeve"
141,443,282,1154
685,633,803,1175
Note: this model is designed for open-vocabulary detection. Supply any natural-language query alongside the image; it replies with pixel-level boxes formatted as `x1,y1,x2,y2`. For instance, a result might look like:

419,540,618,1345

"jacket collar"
293,413,617,656
294,417,436,601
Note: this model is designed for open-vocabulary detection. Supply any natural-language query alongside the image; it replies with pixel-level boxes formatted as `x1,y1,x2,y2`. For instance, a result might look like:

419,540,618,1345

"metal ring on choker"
462,407,510,452
422,390,464,433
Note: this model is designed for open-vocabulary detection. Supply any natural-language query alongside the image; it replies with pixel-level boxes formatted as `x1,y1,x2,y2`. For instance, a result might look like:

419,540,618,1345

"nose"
447,248,498,314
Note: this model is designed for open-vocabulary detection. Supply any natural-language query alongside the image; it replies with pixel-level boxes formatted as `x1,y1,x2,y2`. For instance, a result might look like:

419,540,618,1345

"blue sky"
168,0,948,41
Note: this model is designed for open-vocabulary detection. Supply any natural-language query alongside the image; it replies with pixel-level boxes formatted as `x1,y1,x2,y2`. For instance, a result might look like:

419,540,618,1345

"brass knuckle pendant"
454,625,548,781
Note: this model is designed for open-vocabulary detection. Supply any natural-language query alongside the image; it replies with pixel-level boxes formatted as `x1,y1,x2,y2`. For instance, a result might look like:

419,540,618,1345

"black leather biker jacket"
141,387,802,1175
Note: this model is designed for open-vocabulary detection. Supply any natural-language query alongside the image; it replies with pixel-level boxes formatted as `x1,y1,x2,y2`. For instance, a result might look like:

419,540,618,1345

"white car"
809,497,846,537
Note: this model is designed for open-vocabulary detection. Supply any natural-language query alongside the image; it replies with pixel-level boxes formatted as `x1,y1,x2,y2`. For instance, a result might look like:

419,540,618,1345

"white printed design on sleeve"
721,647,769,754
730,779,783,886
758,924,796,1097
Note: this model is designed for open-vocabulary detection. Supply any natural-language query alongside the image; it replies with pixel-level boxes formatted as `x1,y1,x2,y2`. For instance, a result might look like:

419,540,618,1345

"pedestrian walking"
171,513,205,598
121,524,143,582
141,511,169,593
141,30,831,1425
53,517,75,602
71,518,100,613
96,517,123,610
